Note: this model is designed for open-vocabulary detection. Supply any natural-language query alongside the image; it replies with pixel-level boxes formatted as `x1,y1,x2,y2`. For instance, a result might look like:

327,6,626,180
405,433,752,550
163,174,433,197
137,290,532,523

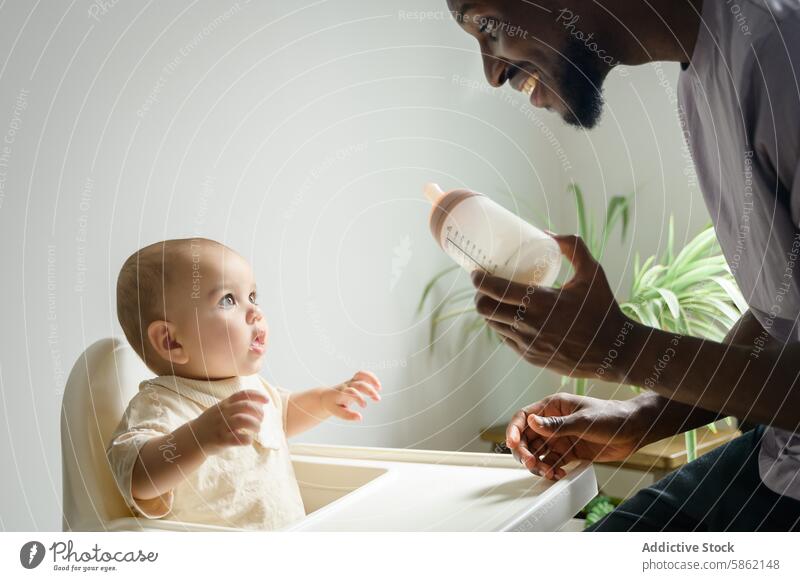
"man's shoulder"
744,1,800,101
740,0,800,45
708,0,800,46
742,0,800,21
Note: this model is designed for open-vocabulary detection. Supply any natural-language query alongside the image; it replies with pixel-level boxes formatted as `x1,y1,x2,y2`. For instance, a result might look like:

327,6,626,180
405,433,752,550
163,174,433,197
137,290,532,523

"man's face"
448,0,610,128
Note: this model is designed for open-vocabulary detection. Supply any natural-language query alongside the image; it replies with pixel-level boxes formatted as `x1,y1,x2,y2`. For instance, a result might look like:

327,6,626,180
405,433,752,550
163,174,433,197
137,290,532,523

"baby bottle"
424,183,561,286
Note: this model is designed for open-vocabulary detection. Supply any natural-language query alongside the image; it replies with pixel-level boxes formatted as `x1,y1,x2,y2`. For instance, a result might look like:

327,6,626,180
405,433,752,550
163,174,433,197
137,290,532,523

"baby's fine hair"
116,237,225,366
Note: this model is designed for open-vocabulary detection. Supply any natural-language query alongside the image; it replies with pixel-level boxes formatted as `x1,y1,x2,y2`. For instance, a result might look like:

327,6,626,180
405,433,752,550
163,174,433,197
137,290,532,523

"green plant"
582,494,620,529
620,219,745,459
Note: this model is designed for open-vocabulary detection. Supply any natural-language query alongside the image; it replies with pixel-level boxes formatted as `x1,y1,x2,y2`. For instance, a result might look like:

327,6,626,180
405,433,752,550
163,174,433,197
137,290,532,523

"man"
447,0,800,530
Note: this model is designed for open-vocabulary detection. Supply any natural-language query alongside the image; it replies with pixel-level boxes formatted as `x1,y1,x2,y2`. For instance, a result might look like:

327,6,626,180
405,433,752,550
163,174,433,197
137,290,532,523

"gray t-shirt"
678,0,800,500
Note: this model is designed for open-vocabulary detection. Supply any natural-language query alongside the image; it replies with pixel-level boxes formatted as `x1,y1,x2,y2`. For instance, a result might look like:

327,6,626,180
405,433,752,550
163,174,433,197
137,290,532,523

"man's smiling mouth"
519,73,540,97
508,65,542,103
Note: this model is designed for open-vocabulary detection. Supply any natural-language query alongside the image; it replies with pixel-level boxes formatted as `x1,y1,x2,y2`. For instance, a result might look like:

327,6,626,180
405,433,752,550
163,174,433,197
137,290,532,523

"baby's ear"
146,320,189,366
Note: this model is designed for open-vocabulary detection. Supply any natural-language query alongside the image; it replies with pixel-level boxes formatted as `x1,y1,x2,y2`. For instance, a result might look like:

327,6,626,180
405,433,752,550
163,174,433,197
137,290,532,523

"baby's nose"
248,306,263,323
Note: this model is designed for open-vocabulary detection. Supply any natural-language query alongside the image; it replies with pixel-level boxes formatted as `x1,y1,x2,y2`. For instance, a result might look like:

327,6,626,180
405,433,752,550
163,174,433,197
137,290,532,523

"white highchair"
61,338,597,532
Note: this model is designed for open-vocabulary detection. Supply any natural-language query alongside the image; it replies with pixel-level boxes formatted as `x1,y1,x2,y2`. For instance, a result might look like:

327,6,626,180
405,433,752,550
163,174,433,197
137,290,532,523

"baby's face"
164,243,267,379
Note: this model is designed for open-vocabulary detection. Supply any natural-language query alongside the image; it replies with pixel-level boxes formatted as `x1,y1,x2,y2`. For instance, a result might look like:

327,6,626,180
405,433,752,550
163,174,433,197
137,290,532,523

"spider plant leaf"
587,219,597,258
683,310,737,333
671,264,735,292
711,276,748,313
672,227,718,269
640,264,668,289
417,264,460,314
654,288,681,319
666,217,675,264
444,287,479,305
465,312,485,332
569,183,589,244
685,318,726,341
459,314,490,349
428,286,470,347
433,307,477,325
625,301,660,327
704,296,743,323
635,255,656,280
605,195,631,246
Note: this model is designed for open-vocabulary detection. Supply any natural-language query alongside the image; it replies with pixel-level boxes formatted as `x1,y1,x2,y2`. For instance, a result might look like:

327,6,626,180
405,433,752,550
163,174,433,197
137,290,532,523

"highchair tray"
106,444,597,532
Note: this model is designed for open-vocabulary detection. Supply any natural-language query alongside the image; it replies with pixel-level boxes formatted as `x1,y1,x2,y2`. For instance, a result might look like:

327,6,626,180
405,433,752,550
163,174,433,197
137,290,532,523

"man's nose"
481,45,508,88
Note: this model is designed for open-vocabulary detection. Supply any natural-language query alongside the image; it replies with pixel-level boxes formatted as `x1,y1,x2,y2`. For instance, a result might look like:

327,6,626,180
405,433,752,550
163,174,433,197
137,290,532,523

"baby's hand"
192,389,269,454
321,371,382,421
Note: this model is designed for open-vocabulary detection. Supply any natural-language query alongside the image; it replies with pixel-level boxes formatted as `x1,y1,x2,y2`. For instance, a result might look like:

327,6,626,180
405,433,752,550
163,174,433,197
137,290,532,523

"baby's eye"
219,293,236,309
249,292,258,305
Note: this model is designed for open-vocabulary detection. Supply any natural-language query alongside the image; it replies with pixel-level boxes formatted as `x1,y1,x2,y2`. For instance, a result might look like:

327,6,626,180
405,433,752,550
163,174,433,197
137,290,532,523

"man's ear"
146,320,189,366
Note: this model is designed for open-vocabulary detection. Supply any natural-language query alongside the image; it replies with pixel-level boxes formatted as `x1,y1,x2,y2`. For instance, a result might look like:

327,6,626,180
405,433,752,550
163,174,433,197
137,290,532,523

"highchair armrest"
106,517,244,532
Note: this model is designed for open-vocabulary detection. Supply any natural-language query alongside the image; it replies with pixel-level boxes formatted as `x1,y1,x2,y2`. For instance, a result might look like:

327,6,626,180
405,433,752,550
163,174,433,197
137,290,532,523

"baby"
107,237,381,530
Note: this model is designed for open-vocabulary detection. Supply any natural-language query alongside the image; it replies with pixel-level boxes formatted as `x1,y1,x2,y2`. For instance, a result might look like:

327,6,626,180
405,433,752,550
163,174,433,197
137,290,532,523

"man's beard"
556,37,606,128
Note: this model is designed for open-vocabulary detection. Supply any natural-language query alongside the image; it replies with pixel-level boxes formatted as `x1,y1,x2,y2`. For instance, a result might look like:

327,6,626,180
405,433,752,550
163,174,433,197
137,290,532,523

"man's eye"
249,292,258,305
219,294,236,308
479,17,501,39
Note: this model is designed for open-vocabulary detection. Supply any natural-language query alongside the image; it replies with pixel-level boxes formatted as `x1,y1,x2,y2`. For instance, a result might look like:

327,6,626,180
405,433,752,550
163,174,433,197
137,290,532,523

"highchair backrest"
60,337,151,531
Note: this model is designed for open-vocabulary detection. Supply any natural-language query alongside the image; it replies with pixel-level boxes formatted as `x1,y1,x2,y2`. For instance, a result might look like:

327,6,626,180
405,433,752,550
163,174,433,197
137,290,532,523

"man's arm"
619,310,799,432
630,309,777,445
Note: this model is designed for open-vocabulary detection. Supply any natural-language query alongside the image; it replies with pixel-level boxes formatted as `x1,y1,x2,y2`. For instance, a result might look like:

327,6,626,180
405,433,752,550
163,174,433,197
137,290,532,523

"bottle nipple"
424,183,445,204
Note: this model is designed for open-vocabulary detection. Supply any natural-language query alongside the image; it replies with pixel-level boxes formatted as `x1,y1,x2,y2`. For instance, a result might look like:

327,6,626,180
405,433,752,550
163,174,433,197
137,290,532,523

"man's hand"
473,234,637,381
320,370,382,421
506,393,646,480
192,389,269,454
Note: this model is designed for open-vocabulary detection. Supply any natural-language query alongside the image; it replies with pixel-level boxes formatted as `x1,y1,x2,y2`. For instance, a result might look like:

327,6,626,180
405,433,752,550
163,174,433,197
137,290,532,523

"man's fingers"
506,397,553,447
512,436,557,477
506,424,521,448
487,320,523,342
527,411,590,439
474,295,520,325
506,415,524,448
552,234,597,279
472,271,557,305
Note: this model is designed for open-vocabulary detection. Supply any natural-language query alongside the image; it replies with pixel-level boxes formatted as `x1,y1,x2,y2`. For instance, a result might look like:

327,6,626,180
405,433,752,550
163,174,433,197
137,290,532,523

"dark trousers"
586,425,800,531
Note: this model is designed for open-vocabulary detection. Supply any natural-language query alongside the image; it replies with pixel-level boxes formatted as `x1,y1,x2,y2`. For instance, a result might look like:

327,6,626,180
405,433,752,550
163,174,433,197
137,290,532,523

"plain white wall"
0,0,706,530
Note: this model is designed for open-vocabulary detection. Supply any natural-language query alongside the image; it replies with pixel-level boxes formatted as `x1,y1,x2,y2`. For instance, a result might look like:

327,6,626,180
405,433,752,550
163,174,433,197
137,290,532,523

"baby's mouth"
249,330,266,354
